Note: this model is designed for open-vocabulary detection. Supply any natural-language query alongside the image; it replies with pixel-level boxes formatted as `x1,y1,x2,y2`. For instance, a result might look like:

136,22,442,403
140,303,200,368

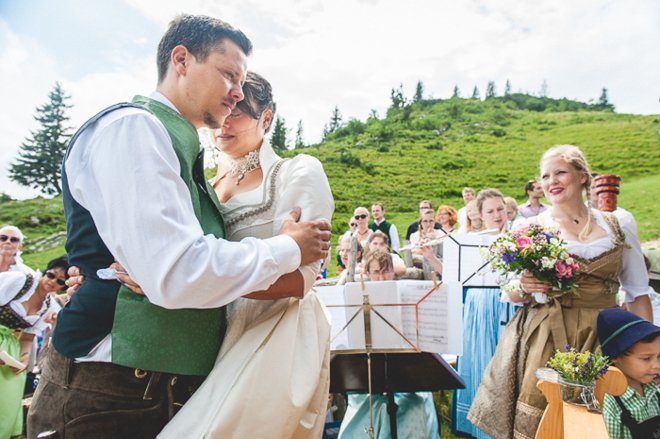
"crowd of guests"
334,145,658,439
0,225,71,438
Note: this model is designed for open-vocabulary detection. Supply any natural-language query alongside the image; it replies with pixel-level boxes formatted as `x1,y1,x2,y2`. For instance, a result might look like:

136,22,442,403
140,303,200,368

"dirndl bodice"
0,274,37,330
468,213,626,439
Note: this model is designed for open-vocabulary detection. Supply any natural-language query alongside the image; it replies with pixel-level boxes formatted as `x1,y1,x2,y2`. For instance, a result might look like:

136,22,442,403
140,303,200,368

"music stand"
322,276,464,438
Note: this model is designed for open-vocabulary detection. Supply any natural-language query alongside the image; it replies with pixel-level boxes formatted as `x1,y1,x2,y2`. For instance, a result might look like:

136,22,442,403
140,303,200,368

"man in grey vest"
28,15,330,438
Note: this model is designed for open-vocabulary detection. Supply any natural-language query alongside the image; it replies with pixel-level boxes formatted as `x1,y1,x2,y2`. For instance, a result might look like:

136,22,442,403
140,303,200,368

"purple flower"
502,253,517,263
565,343,571,351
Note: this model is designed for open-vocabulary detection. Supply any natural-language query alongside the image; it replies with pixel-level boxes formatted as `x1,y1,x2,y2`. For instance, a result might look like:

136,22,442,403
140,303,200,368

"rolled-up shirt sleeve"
618,217,653,302
66,110,300,309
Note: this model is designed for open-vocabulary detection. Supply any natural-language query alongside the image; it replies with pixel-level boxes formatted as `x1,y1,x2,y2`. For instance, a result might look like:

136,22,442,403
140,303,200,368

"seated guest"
457,187,476,229
406,200,441,241
503,196,521,229
409,209,444,254
0,256,69,438
352,207,373,247
370,203,400,252
458,200,484,233
363,249,395,281
518,179,548,218
339,249,440,438
337,235,364,284
597,308,660,439
435,205,458,234
0,225,33,274
338,218,358,271
364,231,406,277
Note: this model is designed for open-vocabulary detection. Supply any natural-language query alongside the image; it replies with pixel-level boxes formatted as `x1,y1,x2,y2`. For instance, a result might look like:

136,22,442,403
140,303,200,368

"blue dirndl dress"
453,287,513,438
339,391,439,438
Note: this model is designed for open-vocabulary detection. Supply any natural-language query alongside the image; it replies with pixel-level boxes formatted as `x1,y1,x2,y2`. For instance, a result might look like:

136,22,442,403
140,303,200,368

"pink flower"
555,262,573,279
515,236,532,249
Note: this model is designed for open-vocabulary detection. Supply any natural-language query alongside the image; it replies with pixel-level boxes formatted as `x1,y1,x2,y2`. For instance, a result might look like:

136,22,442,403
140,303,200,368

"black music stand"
330,352,464,438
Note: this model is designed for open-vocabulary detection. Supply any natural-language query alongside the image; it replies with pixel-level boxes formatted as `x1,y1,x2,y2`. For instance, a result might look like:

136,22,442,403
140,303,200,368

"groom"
28,14,331,438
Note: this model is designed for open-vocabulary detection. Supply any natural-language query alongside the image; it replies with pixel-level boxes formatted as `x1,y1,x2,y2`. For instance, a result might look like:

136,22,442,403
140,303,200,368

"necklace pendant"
236,173,245,186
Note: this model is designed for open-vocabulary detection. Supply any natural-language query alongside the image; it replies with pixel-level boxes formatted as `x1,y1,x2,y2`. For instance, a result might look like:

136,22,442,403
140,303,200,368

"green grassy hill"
2,94,659,271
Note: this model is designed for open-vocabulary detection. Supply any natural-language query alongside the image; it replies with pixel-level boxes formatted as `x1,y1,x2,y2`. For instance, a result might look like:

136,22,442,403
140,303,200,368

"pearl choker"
223,150,261,185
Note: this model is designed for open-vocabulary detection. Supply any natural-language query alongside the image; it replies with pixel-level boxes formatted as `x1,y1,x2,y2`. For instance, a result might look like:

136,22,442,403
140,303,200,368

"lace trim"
516,400,544,417
223,159,287,230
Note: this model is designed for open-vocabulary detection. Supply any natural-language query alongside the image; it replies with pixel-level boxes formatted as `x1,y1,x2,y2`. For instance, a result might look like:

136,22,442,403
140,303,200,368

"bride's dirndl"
467,210,653,439
159,145,335,439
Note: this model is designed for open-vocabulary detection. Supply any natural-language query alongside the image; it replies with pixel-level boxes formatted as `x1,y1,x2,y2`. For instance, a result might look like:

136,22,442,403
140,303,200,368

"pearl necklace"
222,150,261,185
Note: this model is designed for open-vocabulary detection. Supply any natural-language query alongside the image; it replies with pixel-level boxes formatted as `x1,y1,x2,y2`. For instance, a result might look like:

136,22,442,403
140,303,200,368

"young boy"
597,308,660,438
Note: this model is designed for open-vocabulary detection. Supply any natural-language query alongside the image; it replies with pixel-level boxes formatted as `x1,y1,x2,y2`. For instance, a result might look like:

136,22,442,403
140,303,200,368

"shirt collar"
621,383,659,402
149,91,181,114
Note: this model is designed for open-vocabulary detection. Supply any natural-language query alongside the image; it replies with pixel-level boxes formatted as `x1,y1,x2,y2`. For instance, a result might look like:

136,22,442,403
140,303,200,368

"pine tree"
413,80,424,103
452,85,461,98
471,86,480,100
389,84,406,109
294,120,305,148
328,106,343,133
504,79,512,96
485,81,496,99
270,116,287,149
597,87,614,110
9,82,72,195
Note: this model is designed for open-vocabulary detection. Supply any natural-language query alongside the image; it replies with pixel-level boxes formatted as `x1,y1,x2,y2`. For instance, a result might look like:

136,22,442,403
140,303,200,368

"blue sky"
1,0,658,198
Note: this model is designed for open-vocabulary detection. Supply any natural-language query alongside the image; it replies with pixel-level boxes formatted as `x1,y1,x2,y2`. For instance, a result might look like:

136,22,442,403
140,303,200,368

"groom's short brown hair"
157,14,253,82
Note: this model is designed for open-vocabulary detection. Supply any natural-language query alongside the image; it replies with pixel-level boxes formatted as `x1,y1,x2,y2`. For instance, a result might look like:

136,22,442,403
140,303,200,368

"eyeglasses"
354,214,368,220
349,223,358,227
0,235,21,244
45,270,66,287
421,220,435,224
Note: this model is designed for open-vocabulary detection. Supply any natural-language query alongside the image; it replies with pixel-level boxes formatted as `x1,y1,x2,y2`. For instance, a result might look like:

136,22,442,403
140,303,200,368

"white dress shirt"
66,92,301,362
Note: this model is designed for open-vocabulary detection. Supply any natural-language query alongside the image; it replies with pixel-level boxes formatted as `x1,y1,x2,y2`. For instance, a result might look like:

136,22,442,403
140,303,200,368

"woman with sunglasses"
0,225,31,274
351,207,373,247
0,255,68,438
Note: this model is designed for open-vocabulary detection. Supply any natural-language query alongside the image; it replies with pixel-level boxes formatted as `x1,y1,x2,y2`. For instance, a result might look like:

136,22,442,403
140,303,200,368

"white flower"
541,257,556,269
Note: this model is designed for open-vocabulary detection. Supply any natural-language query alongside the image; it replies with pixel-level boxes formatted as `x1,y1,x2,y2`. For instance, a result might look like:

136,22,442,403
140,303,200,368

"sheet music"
314,285,351,350
443,233,501,287
398,280,462,354
317,281,463,355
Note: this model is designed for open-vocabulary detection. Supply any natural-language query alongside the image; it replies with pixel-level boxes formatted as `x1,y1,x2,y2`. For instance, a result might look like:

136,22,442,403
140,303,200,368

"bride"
103,72,334,438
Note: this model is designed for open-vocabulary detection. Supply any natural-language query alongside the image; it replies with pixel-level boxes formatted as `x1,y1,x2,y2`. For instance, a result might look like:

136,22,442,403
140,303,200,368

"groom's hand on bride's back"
279,207,331,265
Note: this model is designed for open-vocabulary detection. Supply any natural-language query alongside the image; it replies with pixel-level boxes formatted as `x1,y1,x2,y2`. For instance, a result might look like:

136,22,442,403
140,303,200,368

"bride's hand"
110,262,144,295
520,271,550,294
65,266,85,296
278,207,332,265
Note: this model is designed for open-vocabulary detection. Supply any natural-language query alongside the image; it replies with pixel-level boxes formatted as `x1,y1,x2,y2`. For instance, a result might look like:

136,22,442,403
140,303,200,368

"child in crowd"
597,308,660,438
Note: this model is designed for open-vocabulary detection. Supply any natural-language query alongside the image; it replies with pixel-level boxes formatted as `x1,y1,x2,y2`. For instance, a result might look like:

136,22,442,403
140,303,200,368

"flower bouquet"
488,224,580,303
546,345,609,411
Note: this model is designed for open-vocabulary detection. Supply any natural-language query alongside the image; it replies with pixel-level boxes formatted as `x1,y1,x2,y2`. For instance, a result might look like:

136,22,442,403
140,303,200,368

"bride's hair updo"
541,145,594,240
236,71,277,132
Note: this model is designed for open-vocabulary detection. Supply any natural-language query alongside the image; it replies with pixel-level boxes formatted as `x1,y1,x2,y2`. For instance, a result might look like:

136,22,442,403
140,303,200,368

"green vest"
110,95,227,376
369,219,393,241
